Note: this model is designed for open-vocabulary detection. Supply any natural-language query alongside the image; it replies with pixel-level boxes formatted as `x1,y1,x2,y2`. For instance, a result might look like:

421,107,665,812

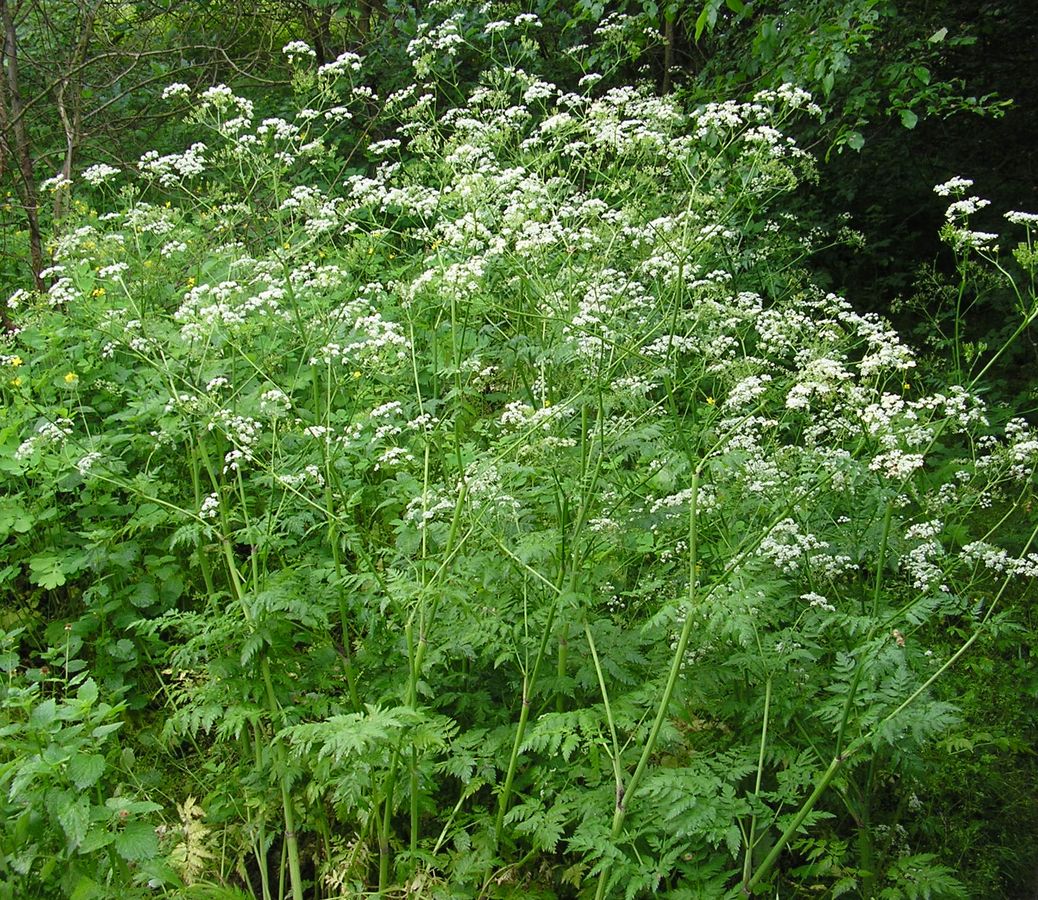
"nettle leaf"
59,794,91,849
30,698,58,728
76,678,98,705
68,753,106,790
115,821,159,862
28,554,67,589
79,827,115,854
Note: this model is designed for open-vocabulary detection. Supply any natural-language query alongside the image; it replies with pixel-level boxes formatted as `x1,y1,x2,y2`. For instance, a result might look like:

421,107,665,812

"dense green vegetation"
1,2,1036,898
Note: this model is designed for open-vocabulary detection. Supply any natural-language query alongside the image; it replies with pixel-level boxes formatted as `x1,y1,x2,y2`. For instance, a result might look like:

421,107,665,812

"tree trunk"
662,12,675,95
0,0,45,290
54,1,101,223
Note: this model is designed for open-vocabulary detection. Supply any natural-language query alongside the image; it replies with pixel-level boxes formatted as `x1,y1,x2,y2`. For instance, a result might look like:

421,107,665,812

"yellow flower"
352,371,363,380
64,371,78,385
10,376,22,387
9,355,22,367
91,286,106,298
706,396,716,406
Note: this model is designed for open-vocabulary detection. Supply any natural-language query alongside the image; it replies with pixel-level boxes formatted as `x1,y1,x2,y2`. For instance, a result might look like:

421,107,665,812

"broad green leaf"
29,698,58,728
0,499,32,536
694,4,711,41
846,131,865,151
929,26,948,42
914,65,931,84
91,721,123,739
68,753,106,789
59,794,91,849
115,821,159,862
79,827,114,854
900,108,919,129
28,554,66,590
76,678,98,705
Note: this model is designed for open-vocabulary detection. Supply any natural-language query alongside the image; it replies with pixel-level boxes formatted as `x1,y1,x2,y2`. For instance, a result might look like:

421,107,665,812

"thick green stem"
744,754,847,894
221,542,304,900
742,676,772,889
593,470,700,900
494,586,564,843
584,618,624,804
378,484,470,893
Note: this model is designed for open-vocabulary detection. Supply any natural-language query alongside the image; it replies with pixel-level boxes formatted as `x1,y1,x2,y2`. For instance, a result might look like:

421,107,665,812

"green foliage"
0,3,1036,897
0,629,171,898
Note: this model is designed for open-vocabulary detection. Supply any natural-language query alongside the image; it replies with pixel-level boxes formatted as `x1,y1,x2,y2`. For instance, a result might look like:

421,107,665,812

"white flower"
98,262,129,278
81,163,120,186
282,40,316,60
317,51,362,78
933,176,973,197
869,449,924,479
161,82,191,100
944,196,990,221
199,493,220,520
802,592,835,612
40,174,72,192
75,451,103,476
1005,210,1038,226
160,241,187,257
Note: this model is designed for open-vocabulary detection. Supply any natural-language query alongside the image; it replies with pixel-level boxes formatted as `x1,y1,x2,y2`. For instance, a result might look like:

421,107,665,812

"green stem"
378,483,471,893
742,676,772,889
494,585,565,843
584,618,624,805
221,542,304,900
593,470,700,900
744,753,847,894
745,516,1038,893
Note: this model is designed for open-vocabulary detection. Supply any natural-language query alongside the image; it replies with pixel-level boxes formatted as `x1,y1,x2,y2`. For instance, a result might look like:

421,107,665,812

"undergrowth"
1,7,1036,898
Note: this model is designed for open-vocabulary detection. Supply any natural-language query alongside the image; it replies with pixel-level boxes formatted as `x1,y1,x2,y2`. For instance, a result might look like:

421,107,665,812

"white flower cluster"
139,143,207,186
40,173,72,192
933,177,973,197
47,277,77,307
1005,210,1038,226
278,465,325,489
902,520,949,593
801,592,835,613
282,40,316,60
259,388,291,415
161,82,191,100
309,299,410,369
75,451,103,476
174,279,288,342
208,411,262,474
869,449,925,480
199,493,221,520
318,51,363,79
15,418,73,461
758,518,830,574
961,542,1038,579
81,164,121,186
